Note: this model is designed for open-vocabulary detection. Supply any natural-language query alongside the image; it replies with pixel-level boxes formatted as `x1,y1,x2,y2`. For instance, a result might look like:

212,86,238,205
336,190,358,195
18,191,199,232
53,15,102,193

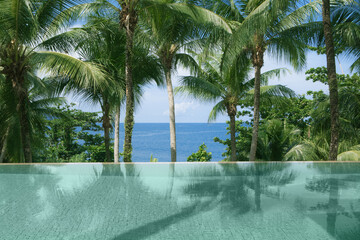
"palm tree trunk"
121,6,137,162
249,60,263,161
102,101,111,162
322,0,339,160
0,146,6,163
165,69,177,162
229,113,236,162
0,128,9,163
123,29,135,162
19,90,32,163
114,105,120,163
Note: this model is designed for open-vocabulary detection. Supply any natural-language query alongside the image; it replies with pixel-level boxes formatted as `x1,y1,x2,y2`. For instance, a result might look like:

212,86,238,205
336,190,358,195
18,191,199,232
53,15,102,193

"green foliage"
330,0,360,71
150,154,158,162
307,45,344,56
257,120,300,161
87,144,113,163
215,70,360,161
214,116,252,161
1,0,360,163
0,0,107,162
306,71,360,141
338,145,360,161
283,70,360,161
0,75,65,162
260,95,312,136
177,51,291,123
68,153,87,162
35,103,111,162
215,117,300,162
187,144,212,162
305,67,359,85
305,67,330,84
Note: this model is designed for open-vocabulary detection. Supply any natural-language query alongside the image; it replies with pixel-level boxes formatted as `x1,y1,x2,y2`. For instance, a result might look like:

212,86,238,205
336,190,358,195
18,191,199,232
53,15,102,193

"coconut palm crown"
176,52,294,161
42,14,164,162
0,0,107,162
215,0,321,161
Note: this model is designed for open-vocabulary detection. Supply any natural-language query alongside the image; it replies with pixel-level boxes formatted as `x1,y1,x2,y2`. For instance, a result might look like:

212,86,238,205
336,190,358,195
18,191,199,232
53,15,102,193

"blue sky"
70,51,354,123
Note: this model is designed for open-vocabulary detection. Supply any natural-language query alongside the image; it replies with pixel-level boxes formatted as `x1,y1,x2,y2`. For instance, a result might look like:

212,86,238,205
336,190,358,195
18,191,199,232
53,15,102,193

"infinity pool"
0,162,359,240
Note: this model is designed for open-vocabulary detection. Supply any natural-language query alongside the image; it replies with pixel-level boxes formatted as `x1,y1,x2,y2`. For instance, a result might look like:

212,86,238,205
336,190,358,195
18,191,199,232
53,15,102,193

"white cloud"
176,101,198,114
162,101,199,116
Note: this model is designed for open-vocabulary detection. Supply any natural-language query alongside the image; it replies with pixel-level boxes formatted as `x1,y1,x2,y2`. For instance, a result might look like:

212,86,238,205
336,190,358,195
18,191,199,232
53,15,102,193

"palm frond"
174,53,199,75
32,51,108,90
208,100,227,122
338,150,360,161
175,76,223,101
166,3,232,33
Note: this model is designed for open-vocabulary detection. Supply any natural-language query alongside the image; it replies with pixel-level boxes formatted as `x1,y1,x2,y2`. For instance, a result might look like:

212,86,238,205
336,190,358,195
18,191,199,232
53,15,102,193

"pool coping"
0,161,359,165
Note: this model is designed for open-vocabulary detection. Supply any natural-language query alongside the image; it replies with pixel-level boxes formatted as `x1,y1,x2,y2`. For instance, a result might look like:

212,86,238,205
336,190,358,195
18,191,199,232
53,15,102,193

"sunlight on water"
0,162,359,240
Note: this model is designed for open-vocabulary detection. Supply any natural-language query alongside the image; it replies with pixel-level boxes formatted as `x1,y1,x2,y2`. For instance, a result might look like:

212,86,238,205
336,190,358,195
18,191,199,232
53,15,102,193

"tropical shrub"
36,103,111,162
187,144,212,162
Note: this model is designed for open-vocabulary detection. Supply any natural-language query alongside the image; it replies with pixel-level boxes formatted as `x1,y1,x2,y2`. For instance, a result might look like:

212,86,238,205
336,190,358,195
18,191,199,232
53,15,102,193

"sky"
69,51,354,123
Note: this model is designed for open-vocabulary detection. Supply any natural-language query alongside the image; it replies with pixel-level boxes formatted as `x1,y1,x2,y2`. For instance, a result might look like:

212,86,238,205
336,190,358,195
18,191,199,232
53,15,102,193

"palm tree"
118,0,138,162
47,17,125,163
257,119,300,161
286,0,360,161
0,75,65,163
332,0,360,71
68,0,232,161
328,0,360,160
0,0,107,162
218,0,320,161
113,96,125,163
44,15,163,162
322,0,340,160
140,7,207,162
54,80,121,162
120,0,233,161
176,53,293,161
285,83,360,161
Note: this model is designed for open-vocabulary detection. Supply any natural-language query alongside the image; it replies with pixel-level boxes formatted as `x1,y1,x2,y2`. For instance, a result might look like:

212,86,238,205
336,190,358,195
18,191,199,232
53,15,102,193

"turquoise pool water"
1,162,359,240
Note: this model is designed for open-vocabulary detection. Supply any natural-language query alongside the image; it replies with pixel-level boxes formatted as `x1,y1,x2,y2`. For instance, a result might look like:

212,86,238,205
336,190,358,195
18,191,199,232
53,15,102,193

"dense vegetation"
187,144,212,162
1,0,360,163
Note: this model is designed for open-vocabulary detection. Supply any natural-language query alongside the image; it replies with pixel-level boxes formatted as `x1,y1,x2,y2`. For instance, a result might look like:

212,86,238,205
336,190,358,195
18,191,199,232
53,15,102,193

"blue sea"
114,123,228,162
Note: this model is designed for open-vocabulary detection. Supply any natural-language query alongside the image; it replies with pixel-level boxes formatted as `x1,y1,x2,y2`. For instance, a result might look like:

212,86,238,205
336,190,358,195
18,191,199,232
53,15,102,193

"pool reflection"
306,163,360,239
0,162,360,240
